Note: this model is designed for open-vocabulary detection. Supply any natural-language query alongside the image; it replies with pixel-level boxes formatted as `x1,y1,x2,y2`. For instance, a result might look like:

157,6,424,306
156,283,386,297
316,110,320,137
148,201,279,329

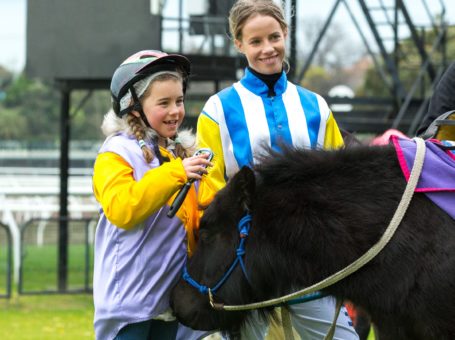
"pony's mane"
255,144,393,187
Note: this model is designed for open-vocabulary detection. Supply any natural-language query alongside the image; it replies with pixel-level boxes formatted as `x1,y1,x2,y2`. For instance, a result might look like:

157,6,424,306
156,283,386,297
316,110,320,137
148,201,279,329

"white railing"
0,174,99,284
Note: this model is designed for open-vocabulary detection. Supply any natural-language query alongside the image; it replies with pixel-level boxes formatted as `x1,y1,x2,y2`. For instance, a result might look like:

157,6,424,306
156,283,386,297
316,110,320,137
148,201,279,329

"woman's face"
135,78,185,140
235,14,287,75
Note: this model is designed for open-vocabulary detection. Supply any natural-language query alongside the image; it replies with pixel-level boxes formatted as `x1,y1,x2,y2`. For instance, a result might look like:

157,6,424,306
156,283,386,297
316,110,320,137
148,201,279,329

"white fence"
0,172,99,284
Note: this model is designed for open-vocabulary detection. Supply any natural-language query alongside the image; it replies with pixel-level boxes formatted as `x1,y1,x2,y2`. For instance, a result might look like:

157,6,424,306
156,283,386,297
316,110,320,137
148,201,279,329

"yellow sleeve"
196,113,227,207
178,183,199,257
93,151,187,229
323,111,345,150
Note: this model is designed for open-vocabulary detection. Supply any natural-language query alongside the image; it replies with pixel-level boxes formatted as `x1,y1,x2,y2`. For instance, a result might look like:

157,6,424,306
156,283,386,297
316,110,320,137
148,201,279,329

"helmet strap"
128,86,168,164
130,86,152,129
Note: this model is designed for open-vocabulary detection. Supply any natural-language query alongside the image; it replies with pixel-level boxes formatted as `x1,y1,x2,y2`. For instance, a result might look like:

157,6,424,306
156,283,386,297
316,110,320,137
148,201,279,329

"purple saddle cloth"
391,135,455,220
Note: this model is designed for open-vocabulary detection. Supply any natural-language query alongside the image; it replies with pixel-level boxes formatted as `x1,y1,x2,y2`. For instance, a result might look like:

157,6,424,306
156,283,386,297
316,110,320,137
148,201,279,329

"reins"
215,137,426,311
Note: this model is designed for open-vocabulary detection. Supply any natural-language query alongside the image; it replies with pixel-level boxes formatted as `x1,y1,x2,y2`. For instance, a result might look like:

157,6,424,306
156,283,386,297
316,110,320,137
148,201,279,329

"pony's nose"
171,282,217,330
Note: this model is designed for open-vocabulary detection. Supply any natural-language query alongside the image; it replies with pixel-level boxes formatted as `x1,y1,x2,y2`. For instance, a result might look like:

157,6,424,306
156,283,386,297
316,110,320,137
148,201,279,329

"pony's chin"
172,297,243,332
175,309,225,331
170,289,220,330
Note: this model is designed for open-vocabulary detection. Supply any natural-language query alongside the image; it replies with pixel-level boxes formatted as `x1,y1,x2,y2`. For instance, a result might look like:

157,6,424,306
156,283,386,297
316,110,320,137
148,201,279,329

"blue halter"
182,214,252,295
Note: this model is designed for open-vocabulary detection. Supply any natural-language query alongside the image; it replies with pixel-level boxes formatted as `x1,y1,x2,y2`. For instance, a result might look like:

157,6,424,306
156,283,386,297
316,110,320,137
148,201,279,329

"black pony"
170,143,455,340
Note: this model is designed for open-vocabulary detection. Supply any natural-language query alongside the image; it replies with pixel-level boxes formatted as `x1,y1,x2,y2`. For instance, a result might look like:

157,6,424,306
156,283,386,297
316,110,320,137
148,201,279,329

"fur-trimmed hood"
100,109,197,154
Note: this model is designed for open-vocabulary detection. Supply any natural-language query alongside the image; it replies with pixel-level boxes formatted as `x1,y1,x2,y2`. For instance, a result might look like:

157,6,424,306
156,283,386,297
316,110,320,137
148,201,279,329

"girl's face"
235,14,287,75
135,78,185,141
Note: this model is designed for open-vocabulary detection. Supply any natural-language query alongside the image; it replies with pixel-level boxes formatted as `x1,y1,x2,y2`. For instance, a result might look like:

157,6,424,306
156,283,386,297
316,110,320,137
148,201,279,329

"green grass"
0,242,11,296
20,244,93,292
368,329,376,340
0,293,94,340
0,229,96,339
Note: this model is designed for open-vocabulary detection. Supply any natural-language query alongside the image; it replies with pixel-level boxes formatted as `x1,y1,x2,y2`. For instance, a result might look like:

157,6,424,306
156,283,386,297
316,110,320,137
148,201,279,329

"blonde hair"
126,114,155,163
229,0,288,41
139,72,183,103
125,111,195,164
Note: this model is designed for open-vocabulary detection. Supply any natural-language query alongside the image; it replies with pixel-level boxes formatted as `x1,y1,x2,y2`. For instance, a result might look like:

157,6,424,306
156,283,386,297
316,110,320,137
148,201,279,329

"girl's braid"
126,114,154,163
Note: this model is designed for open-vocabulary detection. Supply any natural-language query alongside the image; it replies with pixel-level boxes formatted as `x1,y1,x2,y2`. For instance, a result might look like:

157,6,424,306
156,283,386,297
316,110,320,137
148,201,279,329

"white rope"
219,138,426,311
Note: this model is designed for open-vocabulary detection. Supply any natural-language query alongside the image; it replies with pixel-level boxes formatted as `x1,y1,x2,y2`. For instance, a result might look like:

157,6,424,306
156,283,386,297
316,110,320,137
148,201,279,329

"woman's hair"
228,0,288,41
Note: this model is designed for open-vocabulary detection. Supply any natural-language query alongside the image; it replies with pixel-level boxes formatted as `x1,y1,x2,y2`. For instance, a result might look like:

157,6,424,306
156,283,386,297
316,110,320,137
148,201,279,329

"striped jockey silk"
200,68,336,179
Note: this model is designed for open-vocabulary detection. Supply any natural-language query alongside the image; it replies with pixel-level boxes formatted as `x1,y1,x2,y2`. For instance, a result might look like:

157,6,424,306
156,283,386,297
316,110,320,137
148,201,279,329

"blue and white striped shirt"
199,68,339,179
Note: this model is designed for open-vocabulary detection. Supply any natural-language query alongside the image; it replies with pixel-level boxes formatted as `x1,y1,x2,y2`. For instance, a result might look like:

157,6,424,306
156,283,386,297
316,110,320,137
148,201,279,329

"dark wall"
208,0,236,15
26,0,161,80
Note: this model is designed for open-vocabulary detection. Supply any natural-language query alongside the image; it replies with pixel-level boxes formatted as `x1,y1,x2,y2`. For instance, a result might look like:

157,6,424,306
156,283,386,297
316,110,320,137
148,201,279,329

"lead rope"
213,138,426,318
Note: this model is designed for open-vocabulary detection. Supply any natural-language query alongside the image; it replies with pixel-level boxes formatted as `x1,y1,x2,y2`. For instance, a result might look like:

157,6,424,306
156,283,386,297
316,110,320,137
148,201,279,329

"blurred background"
0,0,454,338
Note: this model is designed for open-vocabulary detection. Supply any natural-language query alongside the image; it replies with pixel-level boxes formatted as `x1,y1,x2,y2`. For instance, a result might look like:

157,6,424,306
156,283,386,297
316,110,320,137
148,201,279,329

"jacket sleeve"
196,108,227,207
93,151,187,229
417,62,455,134
323,111,345,150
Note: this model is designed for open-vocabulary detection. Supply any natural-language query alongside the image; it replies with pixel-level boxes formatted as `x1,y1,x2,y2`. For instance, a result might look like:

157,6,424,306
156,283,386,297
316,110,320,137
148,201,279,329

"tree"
297,18,365,73
357,26,455,98
0,74,109,142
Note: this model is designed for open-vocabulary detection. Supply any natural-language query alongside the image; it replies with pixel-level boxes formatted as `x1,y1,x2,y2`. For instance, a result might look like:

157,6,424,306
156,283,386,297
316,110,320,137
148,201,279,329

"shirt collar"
239,67,288,97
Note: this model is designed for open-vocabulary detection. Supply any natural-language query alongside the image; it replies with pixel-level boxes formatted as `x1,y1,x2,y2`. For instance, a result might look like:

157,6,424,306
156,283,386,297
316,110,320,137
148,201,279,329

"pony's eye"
199,230,210,243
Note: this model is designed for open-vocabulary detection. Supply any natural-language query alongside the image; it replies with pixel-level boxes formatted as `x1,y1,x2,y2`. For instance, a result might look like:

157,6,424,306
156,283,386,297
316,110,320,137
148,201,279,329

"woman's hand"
182,154,212,180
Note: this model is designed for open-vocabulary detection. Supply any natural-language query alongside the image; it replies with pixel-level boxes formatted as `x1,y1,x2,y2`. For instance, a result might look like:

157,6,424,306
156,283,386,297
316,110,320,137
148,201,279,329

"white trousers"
239,297,359,340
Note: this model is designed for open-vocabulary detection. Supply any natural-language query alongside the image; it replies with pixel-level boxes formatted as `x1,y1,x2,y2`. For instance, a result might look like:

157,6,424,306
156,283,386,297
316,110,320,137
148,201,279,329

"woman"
196,1,359,339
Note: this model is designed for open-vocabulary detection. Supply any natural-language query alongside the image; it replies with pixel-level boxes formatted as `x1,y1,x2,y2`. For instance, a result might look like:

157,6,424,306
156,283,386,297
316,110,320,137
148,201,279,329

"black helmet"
110,50,191,117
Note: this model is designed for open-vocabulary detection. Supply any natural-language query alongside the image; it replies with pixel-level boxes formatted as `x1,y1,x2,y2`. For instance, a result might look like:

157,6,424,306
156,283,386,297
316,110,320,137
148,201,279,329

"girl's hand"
182,154,212,180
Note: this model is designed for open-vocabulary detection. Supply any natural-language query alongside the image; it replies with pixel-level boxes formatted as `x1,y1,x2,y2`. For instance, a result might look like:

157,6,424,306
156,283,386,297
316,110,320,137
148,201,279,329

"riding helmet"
110,50,191,117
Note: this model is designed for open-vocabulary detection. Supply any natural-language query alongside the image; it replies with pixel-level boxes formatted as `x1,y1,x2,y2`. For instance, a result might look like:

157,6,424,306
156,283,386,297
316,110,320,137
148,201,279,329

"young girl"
92,50,211,340
196,0,359,339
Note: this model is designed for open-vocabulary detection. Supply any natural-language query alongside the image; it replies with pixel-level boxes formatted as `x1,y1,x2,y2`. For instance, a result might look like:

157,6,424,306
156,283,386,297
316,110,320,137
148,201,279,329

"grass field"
19,244,93,293
0,226,95,339
0,293,94,340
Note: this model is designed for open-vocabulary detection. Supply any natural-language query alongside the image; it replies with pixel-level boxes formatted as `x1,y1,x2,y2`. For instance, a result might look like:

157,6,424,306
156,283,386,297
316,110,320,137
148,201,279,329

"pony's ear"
233,166,256,211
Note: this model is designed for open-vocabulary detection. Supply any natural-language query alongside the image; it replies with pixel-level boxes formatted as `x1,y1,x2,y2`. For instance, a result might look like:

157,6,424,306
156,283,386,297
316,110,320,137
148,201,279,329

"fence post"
0,222,12,298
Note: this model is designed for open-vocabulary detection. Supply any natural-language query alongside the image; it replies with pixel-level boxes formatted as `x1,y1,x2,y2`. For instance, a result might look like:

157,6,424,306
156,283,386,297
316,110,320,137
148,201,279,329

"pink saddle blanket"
391,135,455,220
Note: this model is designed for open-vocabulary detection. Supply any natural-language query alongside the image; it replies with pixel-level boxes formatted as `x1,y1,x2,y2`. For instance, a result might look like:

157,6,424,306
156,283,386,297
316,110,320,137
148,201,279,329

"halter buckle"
209,288,225,310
